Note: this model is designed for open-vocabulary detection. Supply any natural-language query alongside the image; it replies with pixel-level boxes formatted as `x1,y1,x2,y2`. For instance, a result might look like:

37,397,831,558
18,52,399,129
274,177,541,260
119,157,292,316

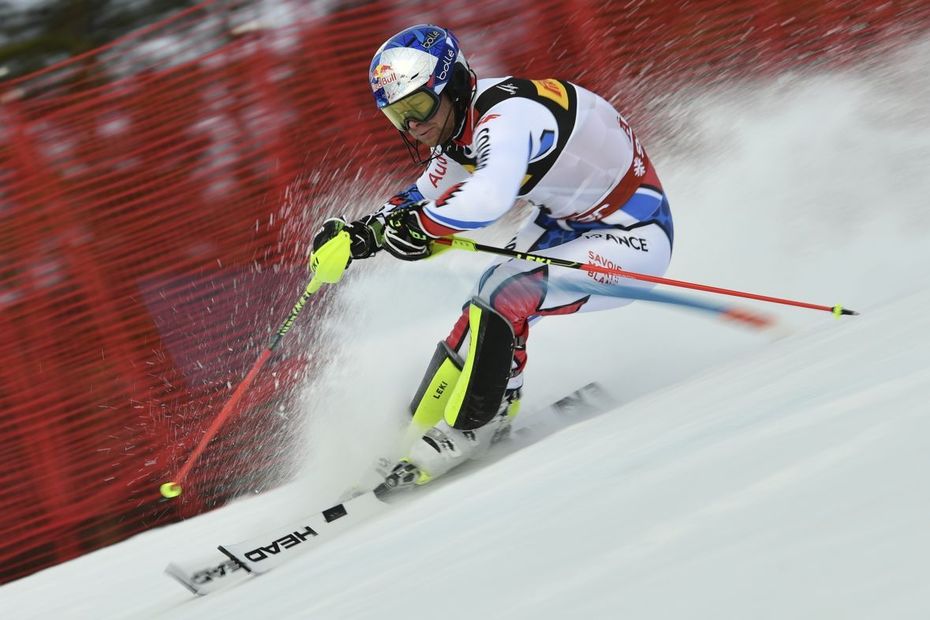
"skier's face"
405,93,455,147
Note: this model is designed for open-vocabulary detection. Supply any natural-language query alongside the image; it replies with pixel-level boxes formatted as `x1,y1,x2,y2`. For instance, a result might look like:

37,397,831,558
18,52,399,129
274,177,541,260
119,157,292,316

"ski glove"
312,216,383,260
383,206,434,261
309,215,384,281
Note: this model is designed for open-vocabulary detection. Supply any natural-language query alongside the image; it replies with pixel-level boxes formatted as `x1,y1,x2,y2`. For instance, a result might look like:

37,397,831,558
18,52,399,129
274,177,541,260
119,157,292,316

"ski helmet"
369,25,471,132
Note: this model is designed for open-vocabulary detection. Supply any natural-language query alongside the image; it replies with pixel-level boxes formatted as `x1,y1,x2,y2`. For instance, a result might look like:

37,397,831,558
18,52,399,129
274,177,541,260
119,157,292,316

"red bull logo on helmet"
371,63,398,91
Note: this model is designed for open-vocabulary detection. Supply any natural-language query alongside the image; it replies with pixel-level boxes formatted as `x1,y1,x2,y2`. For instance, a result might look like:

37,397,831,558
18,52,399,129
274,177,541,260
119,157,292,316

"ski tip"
164,563,204,596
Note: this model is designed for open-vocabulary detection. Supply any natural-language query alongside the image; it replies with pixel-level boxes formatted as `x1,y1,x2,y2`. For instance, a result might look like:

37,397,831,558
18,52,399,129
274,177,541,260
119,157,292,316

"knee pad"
409,341,464,431
444,298,516,431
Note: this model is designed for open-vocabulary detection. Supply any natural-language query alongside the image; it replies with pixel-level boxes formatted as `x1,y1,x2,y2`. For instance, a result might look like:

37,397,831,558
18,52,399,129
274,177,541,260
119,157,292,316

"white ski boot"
379,387,521,494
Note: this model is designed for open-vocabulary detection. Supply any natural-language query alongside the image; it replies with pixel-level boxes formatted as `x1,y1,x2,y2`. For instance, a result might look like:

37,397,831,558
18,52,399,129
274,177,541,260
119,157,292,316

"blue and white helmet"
369,25,471,130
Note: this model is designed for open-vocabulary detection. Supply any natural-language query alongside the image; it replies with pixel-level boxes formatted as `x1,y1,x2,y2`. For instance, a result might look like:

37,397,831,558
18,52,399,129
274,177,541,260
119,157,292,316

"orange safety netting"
1,0,927,583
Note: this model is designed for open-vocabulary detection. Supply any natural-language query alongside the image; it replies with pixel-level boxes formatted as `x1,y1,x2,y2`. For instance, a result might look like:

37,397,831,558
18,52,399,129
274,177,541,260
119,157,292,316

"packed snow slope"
6,41,930,619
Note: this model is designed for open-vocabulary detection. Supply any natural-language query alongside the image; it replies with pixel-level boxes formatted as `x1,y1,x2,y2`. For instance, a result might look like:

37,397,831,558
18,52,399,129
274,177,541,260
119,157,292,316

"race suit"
379,76,673,397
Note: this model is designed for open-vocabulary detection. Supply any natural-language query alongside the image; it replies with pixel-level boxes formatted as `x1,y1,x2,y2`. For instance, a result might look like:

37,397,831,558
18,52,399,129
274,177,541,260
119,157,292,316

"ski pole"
433,236,859,317
160,232,353,500
159,276,325,499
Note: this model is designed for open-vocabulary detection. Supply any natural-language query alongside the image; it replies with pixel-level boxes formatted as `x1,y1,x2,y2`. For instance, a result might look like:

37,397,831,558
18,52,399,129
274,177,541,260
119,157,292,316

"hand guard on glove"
312,216,383,260
383,205,435,261
308,215,384,282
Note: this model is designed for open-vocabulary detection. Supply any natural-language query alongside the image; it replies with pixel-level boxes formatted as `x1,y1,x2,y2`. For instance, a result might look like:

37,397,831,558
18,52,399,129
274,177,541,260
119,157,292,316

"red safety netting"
1,0,927,583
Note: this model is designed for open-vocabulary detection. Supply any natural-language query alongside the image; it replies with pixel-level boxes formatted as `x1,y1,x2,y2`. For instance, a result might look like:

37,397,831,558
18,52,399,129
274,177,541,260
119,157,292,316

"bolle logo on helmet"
422,30,442,48
436,48,455,81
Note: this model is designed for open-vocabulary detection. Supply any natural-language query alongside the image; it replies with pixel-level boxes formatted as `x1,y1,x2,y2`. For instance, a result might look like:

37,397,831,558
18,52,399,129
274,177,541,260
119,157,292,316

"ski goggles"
380,89,441,131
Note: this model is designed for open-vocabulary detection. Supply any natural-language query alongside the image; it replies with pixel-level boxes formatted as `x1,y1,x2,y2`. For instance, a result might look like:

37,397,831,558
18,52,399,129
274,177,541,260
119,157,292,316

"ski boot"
376,387,521,499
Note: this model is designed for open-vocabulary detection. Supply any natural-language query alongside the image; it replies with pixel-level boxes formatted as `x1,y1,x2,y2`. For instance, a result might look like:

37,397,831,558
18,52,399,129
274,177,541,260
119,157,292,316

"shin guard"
444,298,516,431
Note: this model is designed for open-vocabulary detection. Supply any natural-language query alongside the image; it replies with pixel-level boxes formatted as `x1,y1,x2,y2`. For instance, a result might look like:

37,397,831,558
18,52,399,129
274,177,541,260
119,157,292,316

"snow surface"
6,40,930,620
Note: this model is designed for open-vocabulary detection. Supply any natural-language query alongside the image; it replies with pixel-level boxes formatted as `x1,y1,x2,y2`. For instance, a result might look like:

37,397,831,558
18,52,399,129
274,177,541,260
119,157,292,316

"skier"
310,24,674,491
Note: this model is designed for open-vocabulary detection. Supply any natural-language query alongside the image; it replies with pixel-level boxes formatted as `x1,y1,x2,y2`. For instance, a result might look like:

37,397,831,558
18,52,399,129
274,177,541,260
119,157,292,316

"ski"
512,380,615,439
165,555,249,595
164,491,384,595
218,490,384,574
165,381,615,595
